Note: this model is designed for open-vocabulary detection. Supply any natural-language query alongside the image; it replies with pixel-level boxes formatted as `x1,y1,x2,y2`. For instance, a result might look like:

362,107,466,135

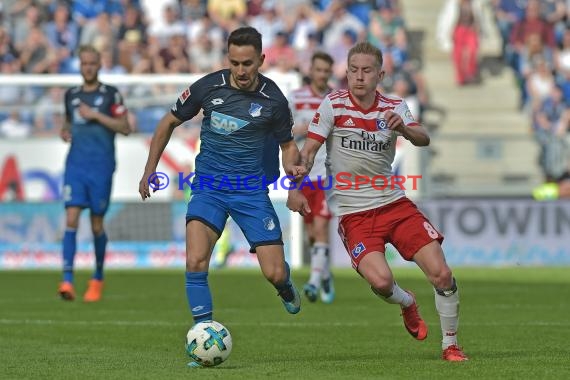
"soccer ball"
185,321,232,367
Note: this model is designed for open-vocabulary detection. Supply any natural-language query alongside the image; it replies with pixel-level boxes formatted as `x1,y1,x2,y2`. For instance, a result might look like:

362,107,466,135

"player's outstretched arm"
139,112,182,200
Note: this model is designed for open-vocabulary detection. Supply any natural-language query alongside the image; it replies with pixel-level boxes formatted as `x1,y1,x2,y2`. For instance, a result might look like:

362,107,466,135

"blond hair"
78,45,101,60
347,42,383,68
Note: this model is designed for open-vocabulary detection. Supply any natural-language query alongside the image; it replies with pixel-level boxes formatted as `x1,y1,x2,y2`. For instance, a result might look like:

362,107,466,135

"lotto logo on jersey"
376,119,388,130
210,111,249,135
179,88,191,104
351,242,366,258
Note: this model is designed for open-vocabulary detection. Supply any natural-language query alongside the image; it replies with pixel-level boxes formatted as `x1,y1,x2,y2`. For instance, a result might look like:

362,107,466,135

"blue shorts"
186,191,283,252
63,167,113,216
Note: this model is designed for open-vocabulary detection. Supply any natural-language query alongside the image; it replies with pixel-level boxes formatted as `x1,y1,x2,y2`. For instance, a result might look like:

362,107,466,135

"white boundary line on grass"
0,319,568,327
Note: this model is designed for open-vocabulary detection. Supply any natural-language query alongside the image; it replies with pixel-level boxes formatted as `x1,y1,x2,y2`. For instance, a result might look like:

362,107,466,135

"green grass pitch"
1,267,569,379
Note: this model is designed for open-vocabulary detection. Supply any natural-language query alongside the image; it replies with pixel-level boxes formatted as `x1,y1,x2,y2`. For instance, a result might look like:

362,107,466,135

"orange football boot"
442,345,469,361
400,291,428,340
83,279,104,302
58,282,75,301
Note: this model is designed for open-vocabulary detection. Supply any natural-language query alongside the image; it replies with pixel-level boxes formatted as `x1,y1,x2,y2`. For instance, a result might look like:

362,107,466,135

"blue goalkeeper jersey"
64,83,125,175
171,69,293,193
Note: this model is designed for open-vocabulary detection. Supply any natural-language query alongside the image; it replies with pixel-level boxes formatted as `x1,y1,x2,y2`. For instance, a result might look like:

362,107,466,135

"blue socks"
93,232,107,280
185,272,213,323
62,229,77,283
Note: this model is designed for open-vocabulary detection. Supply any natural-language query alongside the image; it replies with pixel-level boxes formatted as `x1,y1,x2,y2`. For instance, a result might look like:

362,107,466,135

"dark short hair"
311,51,334,66
227,27,262,54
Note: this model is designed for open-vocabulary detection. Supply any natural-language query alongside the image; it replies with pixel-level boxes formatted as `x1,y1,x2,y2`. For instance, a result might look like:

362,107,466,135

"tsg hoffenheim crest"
263,217,275,231
249,103,262,117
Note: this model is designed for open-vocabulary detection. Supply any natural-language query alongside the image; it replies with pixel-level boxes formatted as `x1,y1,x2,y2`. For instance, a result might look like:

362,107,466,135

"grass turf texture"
1,267,569,379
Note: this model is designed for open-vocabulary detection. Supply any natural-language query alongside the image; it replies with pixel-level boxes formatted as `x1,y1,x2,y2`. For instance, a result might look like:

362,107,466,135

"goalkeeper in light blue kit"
139,27,303,366
58,45,131,302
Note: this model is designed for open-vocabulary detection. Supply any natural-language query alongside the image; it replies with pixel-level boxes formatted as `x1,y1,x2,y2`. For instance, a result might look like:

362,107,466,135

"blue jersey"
171,69,293,193
64,83,125,174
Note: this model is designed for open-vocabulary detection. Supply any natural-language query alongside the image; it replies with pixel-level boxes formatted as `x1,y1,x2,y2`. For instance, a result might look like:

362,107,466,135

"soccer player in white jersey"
287,42,468,361
290,51,335,304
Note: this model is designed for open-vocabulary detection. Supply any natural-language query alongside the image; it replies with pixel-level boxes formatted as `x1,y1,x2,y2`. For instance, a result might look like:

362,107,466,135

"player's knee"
264,265,287,286
368,275,394,294
186,255,209,272
91,225,104,236
429,266,453,290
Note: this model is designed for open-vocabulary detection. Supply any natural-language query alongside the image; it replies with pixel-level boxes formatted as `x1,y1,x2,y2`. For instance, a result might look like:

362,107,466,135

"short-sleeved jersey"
171,69,294,193
289,85,329,180
64,84,126,174
308,90,419,216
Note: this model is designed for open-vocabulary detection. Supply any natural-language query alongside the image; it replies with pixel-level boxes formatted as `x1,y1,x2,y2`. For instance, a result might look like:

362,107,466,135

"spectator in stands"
79,12,116,53
0,26,18,64
153,29,190,73
533,85,569,181
509,0,556,71
518,32,554,108
452,0,480,85
322,0,366,52
44,3,80,74
491,0,526,60
180,0,207,22
19,26,57,73
207,0,247,31
0,111,32,138
368,5,405,47
33,86,65,137
526,56,556,112
541,0,567,45
0,55,25,106
263,30,298,71
554,28,570,79
189,32,224,73
11,3,45,53
147,4,185,48
249,2,286,50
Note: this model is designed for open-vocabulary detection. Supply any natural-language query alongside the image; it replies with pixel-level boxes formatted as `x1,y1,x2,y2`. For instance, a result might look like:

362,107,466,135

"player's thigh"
413,241,453,289
63,169,89,209
228,192,282,253
86,174,113,216
357,251,394,291
337,209,386,270
186,192,229,235
389,200,444,262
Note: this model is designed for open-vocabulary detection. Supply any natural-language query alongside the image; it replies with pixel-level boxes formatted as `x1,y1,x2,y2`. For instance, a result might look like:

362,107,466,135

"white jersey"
289,85,329,180
308,90,420,216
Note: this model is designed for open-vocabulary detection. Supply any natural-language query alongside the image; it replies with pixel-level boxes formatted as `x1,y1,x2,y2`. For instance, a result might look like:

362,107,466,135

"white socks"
435,281,460,349
373,282,413,308
308,242,329,285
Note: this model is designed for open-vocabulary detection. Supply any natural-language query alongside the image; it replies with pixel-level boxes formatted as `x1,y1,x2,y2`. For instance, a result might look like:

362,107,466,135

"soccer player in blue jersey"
58,45,131,302
138,27,303,362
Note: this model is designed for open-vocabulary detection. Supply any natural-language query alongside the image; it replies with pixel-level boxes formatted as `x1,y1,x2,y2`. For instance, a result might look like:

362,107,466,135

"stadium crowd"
491,0,570,183
0,0,433,138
